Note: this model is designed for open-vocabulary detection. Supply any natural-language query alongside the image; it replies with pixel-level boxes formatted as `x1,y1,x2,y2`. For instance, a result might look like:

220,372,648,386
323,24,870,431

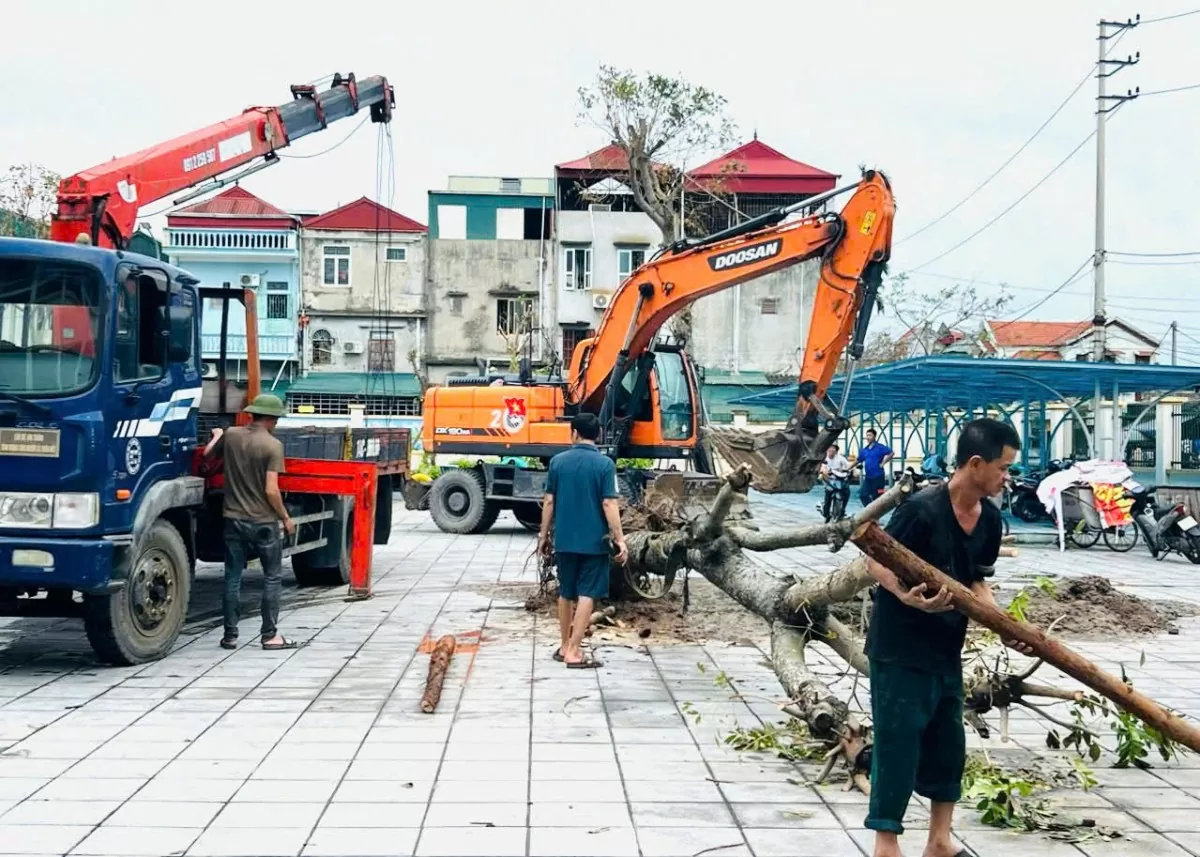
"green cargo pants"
865,658,966,834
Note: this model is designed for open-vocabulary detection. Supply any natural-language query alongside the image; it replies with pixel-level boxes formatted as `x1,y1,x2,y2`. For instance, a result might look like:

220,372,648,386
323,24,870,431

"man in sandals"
864,418,1032,857
204,393,297,651
537,413,628,669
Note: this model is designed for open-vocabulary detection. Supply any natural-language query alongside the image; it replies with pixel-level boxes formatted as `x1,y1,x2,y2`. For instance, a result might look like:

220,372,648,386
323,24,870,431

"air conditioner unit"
587,203,612,212
343,340,364,354
591,293,612,310
239,274,261,287
202,362,219,379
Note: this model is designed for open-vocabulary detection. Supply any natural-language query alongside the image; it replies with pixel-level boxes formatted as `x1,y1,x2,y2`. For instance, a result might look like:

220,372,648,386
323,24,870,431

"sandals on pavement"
566,657,602,669
552,648,565,662
261,636,301,651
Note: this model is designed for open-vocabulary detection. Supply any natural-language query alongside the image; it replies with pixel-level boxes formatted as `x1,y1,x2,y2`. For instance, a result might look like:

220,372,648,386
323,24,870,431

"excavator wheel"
429,469,496,535
704,425,824,494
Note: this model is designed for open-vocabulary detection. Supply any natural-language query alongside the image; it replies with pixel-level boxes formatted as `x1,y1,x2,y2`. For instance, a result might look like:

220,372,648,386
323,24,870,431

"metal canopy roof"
730,356,1200,415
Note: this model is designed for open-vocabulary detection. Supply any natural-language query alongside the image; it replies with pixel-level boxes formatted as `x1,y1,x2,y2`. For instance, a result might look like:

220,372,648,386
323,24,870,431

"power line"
1109,257,1200,266
1138,82,1200,97
1110,249,1200,257
1001,256,1095,322
904,130,1096,273
895,67,1094,245
279,115,369,159
1140,8,1200,24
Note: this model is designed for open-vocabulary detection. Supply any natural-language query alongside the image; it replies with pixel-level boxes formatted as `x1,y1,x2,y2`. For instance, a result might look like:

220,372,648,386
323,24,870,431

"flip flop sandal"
552,648,565,662
261,637,301,651
219,637,237,650
566,658,602,669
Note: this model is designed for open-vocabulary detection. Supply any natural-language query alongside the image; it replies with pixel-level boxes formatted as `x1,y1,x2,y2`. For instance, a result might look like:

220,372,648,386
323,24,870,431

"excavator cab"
616,343,700,455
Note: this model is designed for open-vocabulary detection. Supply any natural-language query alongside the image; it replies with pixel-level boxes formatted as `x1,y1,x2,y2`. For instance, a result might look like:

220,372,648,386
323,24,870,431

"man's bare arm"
866,557,910,600
264,471,290,523
601,498,624,542
539,494,554,542
866,556,953,612
203,428,224,458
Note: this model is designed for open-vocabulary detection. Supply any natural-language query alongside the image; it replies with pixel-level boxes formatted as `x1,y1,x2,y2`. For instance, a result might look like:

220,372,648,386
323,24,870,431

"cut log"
420,635,457,714
851,520,1200,753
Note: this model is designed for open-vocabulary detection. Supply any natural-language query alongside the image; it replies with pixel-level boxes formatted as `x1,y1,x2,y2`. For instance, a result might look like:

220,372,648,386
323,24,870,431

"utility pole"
1093,16,1139,457
1171,320,1178,365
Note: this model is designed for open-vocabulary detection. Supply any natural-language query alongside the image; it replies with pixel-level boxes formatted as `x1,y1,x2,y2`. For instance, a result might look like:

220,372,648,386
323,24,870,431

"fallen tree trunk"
851,520,1200,754
420,635,457,714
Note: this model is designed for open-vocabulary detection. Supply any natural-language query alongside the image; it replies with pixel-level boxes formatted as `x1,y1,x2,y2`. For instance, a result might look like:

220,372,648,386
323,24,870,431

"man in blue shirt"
857,428,894,507
537,413,628,669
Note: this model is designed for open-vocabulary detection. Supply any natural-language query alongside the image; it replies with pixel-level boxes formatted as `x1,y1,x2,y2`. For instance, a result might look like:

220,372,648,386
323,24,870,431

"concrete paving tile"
211,801,326,828
0,781,47,802
0,824,91,855
251,759,351,781
318,802,427,828
634,827,751,857
436,760,528,781
304,826,420,857
186,825,309,857
133,777,243,803
729,802,844,829
959,829,1089,856
333,780,434,803
431,779,529,803
70,824,200,856
1102,787,1200,809
1168,832,1200,853
623,780,727,802
346,760,440,781
104,800,222,828
531,759,620,780
529,824,640,857
1076,832,1193,856
630,801,735,828
33,777,146,802
359,743,447,761
0,799,119,825
527,801,631,828
718,781,818,803
742,827,863,856
528,779,625,803
61,758,167,780
415,825,526,856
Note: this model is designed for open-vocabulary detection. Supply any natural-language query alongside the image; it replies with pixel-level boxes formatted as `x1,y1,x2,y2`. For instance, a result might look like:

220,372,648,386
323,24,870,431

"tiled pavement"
2,503,1200,855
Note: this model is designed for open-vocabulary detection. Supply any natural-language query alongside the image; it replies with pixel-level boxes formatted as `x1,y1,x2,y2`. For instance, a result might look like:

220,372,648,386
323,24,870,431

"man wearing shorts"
538,413,628,669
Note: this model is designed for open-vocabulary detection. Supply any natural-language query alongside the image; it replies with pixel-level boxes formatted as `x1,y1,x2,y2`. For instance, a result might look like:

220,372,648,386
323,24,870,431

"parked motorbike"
1127,484,1200,563
1009,458,1072,523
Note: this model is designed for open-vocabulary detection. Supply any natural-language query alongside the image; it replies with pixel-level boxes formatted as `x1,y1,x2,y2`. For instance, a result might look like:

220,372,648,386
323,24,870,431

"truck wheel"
83,519,191,666
512,504,541,532
430,470,490,534
292,509,352,587
473,501,500,535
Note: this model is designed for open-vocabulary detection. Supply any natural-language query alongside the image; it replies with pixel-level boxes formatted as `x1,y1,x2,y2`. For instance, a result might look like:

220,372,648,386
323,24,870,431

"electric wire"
280,115,369,159
1139,9,1200,24
1138,82,1200,97
904,131,1096,273
1110,249,1200,258
1000,256,1095,323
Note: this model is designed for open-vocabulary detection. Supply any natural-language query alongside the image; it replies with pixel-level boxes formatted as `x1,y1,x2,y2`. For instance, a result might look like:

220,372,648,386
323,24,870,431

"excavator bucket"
703,425,826,494
642,471,752,524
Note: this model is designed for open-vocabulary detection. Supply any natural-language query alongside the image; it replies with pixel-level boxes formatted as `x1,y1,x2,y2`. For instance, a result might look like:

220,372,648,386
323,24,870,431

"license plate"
0,428,60,458
1179,515,1198,531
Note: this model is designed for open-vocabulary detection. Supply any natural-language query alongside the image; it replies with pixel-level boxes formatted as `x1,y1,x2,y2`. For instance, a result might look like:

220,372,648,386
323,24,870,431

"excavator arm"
567,170,895,493
51,74,394,249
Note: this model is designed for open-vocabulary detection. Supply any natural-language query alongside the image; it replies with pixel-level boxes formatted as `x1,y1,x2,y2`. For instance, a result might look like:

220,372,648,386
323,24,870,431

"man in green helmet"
204,393,297,651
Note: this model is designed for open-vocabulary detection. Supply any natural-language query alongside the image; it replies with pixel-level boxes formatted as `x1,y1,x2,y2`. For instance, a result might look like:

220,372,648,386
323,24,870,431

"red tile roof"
1011,348,1063,361
988,320,1090,348
686,139,839,194
555,143,634,173
167,186,295,229
303,197,427,233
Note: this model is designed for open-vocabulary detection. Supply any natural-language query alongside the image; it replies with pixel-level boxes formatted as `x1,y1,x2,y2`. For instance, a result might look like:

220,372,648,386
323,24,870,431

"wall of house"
299,229,425,317
302,315,424,374
425,239,548,376
172,258,299,362
555,209,660,327
689,262,819,374
427,192,554,240
1059,326,1158,363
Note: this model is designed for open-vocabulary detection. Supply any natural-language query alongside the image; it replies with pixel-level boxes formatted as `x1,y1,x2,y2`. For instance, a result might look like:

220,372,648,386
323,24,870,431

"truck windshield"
0,258,102,397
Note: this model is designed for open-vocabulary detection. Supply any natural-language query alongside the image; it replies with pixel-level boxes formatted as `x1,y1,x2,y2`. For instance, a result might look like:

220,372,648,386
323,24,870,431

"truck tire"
512,504,541,532
374,476,394,545
292,507,352,587
430,469,491,534
83,519,191,666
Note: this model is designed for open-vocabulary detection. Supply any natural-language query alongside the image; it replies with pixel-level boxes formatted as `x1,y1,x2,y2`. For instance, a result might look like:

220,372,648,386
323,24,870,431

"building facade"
425,177,555,382
164,186,300,385
293,197,427,419
983,319,1160,363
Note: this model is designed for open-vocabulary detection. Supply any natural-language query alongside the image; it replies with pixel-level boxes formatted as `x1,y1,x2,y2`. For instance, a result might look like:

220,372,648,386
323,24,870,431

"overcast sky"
4,1,1199,359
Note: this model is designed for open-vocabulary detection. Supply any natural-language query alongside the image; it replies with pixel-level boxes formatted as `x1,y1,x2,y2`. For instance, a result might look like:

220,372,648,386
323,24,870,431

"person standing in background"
858,428,894,508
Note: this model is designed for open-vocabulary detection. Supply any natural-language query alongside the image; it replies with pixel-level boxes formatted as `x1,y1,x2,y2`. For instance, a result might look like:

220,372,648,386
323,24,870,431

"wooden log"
851,521,1200,753
420,635,457,714
998,546,1019,558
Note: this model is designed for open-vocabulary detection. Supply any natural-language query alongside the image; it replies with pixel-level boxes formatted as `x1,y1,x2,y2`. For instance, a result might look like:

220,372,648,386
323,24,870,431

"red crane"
50,73,394,249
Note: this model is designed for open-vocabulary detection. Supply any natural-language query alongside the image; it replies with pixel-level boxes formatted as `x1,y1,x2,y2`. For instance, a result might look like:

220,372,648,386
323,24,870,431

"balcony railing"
202,334,295,358
167,229,296,252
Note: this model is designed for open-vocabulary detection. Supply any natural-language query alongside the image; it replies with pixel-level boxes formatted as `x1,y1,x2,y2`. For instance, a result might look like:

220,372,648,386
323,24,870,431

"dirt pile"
1017,575,1197,638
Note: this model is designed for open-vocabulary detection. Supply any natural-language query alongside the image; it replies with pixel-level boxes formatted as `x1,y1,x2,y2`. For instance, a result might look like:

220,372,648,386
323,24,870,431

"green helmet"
243,393,286,417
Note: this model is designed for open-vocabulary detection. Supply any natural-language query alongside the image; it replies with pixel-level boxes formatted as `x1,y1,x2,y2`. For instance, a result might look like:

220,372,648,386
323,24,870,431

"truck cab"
0,237,204,664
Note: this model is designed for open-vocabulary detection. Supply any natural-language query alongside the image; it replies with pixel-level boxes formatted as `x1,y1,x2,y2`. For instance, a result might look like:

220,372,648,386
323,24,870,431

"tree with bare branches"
0,163,60,238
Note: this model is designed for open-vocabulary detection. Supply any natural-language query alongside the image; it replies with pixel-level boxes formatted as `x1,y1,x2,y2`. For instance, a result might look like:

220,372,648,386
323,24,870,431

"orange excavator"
420,170,896,536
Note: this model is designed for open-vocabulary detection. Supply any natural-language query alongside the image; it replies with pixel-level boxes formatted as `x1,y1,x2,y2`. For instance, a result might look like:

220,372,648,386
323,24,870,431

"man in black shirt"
864,418,1031,857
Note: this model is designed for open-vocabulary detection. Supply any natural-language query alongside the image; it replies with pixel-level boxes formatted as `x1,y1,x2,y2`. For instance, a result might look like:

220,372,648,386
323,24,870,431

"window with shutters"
617,247,646,281
368,332,395,372
562,246,592,291
311,329,334,366
322,246,351,286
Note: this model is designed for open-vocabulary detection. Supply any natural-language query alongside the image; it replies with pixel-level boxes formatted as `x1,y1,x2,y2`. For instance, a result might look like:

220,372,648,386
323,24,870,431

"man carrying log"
863,418,1032,857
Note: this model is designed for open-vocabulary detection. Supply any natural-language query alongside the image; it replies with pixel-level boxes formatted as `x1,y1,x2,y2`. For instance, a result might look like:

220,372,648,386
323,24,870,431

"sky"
3,1,1200,361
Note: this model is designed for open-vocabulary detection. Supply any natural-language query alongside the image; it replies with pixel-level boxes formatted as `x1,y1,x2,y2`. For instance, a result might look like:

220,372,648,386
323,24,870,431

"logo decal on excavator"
708,240,782,272
502,397,527,434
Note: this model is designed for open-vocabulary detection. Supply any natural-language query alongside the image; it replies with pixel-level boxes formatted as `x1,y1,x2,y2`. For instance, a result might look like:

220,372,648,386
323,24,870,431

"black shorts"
555,552,610,601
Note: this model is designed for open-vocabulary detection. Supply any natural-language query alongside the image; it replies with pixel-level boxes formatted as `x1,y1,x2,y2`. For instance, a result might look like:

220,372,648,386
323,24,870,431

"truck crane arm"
567,169,895,493
51,73,394,249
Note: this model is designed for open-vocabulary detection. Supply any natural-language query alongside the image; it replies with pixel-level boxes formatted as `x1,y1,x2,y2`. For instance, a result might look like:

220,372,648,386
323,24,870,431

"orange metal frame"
201,457,379,598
